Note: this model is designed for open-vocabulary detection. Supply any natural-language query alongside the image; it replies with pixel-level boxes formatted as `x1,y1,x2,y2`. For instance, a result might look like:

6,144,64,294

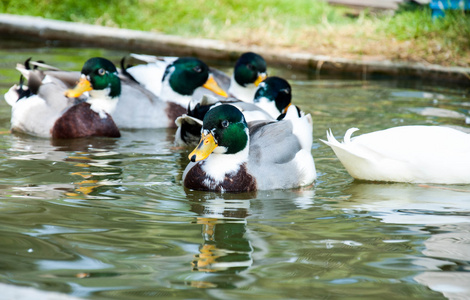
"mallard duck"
321,126,470,184
175,77,294,146
114,56,228,128
227,52,267,102
5,57,121,139
252,76,292,118
182,104,316,192
124,52,267,102
121,53,177,96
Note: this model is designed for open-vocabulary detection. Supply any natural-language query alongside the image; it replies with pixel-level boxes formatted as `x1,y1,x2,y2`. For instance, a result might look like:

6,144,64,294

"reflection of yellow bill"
65,77,92,97
189,132,218,162
203,74,228,97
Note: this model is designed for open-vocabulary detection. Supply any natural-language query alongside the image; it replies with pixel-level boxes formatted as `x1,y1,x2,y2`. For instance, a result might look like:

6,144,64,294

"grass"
1,0,469,67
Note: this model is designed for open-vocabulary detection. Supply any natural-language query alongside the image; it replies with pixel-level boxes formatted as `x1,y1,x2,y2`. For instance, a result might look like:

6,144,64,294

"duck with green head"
175,76,295,146
5,57,121,138
113,57,228,128
183,104,316,193
228,52,268,102
122,51,267,106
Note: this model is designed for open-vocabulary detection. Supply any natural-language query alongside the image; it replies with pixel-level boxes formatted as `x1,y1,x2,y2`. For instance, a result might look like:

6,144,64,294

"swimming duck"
5,57,121,139
124,52,267,102
252,76,292,118
321,126,470,184
114,56,228,128
228,52,268,102
182,104,316,192
175,77,294,146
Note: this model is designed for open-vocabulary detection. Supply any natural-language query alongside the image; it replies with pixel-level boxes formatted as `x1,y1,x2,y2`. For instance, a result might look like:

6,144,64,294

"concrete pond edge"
0,14,469,83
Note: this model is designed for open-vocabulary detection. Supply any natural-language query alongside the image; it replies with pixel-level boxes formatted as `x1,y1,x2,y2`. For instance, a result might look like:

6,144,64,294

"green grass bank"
1,0,469,67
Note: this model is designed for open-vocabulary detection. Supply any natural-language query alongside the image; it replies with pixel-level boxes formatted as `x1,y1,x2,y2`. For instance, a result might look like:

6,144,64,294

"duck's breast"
52,102,120,139
183,162,257,193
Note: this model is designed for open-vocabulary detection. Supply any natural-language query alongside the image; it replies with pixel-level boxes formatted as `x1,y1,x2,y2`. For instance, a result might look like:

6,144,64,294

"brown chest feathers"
184,163,257,193
52,102,121,139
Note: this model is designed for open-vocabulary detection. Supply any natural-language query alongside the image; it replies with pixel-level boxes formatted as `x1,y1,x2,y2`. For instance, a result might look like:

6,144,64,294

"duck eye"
221,120,229,128
193,65,202,73
97,68,106,76
247,63,255,71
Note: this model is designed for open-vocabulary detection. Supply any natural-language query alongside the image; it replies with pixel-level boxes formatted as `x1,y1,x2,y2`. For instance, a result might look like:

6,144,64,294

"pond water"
0,44,469,300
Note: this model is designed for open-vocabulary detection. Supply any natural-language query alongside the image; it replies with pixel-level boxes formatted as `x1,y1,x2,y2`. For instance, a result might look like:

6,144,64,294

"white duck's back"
322,126,470,184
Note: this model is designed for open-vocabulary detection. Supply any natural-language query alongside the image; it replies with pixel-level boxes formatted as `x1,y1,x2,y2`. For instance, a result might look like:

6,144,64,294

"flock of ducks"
4,52,470,192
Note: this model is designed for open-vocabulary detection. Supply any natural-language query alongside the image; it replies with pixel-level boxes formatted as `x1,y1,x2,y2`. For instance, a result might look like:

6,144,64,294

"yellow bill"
65,77,92,98
189,132,218,162
254,73,267,87
203,74,228,97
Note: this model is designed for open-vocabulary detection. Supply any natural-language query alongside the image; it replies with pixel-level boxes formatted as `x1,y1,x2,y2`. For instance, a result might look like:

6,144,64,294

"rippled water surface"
0,44,469,299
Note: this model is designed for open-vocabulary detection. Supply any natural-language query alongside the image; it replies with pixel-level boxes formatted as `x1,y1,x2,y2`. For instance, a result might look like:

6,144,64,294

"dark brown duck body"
51,102,121,139
184,162,257,193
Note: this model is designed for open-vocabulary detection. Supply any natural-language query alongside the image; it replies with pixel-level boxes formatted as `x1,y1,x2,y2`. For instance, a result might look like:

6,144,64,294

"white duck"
321,126,470,184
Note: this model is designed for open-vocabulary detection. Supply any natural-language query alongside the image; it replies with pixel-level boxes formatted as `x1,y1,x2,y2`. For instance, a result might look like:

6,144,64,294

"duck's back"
52,102,120,139
112,77,171,129
328,126,470,183
8,80,75,138
247,117,316,190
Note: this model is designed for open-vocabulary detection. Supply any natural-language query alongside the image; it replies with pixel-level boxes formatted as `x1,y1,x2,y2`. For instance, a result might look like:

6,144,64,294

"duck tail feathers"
321,127,360,147
175,114,203,128
28,60,60,71
344,128,359,143
320,129,336,146
16,63,30,79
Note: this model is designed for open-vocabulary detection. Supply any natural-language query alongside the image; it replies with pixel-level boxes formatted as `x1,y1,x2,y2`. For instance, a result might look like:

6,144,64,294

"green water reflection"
0,44,469,299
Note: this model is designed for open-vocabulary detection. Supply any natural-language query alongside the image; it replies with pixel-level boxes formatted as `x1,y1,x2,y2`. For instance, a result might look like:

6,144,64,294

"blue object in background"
430,0,470,18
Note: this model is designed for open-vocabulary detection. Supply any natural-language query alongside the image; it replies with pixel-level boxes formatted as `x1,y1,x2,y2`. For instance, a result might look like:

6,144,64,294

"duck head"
253,76,292,118
233,52,267,88
161,57,227,104
66,57,121,99
66,57,121,116
189,104,248,162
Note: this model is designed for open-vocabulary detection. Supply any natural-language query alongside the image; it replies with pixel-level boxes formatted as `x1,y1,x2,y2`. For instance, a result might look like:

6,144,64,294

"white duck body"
322,126,470,184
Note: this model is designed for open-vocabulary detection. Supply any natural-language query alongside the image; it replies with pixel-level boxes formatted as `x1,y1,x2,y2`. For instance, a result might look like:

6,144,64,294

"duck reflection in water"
7,134,122,199
187,190,256,274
